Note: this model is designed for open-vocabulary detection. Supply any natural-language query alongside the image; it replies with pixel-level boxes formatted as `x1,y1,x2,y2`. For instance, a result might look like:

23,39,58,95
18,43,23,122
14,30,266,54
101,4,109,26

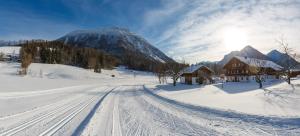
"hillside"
267,50,300,69
218,45,269,66
58,27,174,64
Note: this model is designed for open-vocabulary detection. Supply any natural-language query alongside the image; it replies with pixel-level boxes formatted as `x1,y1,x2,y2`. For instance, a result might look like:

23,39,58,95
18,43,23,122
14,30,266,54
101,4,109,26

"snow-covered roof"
291,69,300,72
181,65,213,74
234,56,283,71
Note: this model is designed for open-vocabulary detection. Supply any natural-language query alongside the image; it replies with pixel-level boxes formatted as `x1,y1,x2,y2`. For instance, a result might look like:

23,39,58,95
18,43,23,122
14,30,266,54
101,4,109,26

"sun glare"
222,27,248,51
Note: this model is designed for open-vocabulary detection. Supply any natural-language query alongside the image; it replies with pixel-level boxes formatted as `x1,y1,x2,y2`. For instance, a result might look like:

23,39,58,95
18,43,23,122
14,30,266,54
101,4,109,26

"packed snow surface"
152,80,300,117
0,62,299,135
0,46,20,56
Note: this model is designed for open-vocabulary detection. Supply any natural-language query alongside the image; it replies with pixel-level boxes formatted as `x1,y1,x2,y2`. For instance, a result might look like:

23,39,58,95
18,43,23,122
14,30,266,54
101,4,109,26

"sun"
222,27,248,51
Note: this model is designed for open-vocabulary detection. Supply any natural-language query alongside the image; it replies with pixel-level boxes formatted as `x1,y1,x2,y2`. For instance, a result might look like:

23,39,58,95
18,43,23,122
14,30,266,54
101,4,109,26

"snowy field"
0,62,300,135
0,46,20,55
151,80,300,117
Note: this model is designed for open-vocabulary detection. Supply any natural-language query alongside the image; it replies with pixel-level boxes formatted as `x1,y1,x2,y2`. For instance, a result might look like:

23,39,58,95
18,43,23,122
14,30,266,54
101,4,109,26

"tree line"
19,40,118,75
154,62,188,86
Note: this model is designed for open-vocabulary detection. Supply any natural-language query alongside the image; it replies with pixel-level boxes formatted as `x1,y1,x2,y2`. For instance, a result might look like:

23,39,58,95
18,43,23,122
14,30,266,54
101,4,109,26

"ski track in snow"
0,85,299,136
81,85,300,136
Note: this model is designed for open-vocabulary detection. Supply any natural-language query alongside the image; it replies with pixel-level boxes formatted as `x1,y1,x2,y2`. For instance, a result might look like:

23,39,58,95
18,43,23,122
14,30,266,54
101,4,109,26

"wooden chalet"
290,69,300,78
223,56,283,82
180,65,214,85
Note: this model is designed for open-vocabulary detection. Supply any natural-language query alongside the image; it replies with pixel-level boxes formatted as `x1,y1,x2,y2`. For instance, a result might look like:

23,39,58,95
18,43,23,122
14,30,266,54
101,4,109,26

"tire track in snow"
142,86,300,135
38,87,113,136
72,87,116,135
0,91,88,121
0,87,110,136
111,89,122,136
117,85,218,136
0,93,94,136
38,95,99,136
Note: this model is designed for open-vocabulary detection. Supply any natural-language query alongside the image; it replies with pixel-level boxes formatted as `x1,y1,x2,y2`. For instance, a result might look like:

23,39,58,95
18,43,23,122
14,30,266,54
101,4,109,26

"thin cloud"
143,0,186,27
153,0,300,63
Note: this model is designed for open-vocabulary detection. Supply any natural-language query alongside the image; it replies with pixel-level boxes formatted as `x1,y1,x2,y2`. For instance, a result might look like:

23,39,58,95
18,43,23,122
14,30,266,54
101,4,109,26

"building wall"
224,57,281,82
181,67,213,85
180,77,185,83
192,77,197,84
180,76,212,85
226,75,278,82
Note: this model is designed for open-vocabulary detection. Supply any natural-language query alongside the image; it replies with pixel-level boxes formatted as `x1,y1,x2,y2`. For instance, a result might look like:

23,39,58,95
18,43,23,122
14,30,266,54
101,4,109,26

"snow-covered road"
0,85,299,136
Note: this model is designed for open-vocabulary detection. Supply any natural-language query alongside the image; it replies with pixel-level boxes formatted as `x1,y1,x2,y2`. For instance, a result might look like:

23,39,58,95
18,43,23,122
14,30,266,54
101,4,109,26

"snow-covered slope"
267,50,300,68
58,27,174,63
1,62,299,135
152,80,300,117
218,45,269,66
0,62,156,92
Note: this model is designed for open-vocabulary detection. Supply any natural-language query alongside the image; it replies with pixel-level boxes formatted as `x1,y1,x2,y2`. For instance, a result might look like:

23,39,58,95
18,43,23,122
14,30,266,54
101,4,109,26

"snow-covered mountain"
57,27,174,63
267,50,300,69
218,45,269,66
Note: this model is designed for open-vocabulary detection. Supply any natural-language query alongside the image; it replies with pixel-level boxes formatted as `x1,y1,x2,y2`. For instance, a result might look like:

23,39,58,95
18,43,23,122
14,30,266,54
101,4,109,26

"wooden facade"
290,70,300,78
180,66,213,85
223,57,281,82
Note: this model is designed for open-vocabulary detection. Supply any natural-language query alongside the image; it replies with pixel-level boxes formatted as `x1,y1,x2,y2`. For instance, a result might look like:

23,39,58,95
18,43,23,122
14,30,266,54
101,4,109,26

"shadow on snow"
143,85,300,128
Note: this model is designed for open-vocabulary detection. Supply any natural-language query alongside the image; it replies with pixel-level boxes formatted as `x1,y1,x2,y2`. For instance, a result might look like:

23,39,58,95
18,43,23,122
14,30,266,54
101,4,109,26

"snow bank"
0,62,157,92
27,63,117,80
151,81,300,117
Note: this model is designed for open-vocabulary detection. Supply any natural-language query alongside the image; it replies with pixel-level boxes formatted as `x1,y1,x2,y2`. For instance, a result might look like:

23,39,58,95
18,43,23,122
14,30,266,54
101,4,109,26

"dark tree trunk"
288,70,291,84
259,81,262,88
173,80,176,86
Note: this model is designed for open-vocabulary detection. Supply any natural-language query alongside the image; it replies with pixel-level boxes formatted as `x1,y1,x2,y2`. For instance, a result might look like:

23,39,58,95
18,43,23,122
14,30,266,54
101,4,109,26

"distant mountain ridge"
218,45,300,69
267,50,300,69
218,45,269,66
57,27,174,63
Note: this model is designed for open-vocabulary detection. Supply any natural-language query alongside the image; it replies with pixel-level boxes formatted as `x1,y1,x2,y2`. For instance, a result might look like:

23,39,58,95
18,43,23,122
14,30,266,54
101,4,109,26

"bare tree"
277,37,298,84
20,48,33,75
94,62,101,73
249,59,266,88
220,74,226,88
154,64,167,84
0,52,4,61
197,70,208,85
166,62,186,86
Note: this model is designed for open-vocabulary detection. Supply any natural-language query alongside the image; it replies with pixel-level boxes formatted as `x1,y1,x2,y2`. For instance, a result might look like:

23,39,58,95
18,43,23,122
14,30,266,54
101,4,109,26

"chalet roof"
291,69,300,72
181,64,213,74
234,56,283,71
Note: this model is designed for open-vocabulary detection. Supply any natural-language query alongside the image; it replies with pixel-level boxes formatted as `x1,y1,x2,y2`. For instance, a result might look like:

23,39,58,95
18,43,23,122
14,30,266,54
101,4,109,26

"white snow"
0,46,20,56
0,62,299,135
234,56,283,70
181,64,213,74
151,80,300,117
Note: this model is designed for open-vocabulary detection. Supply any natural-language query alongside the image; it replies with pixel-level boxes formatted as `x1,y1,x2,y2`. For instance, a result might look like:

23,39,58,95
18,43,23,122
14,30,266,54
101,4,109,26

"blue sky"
1,0,300,63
